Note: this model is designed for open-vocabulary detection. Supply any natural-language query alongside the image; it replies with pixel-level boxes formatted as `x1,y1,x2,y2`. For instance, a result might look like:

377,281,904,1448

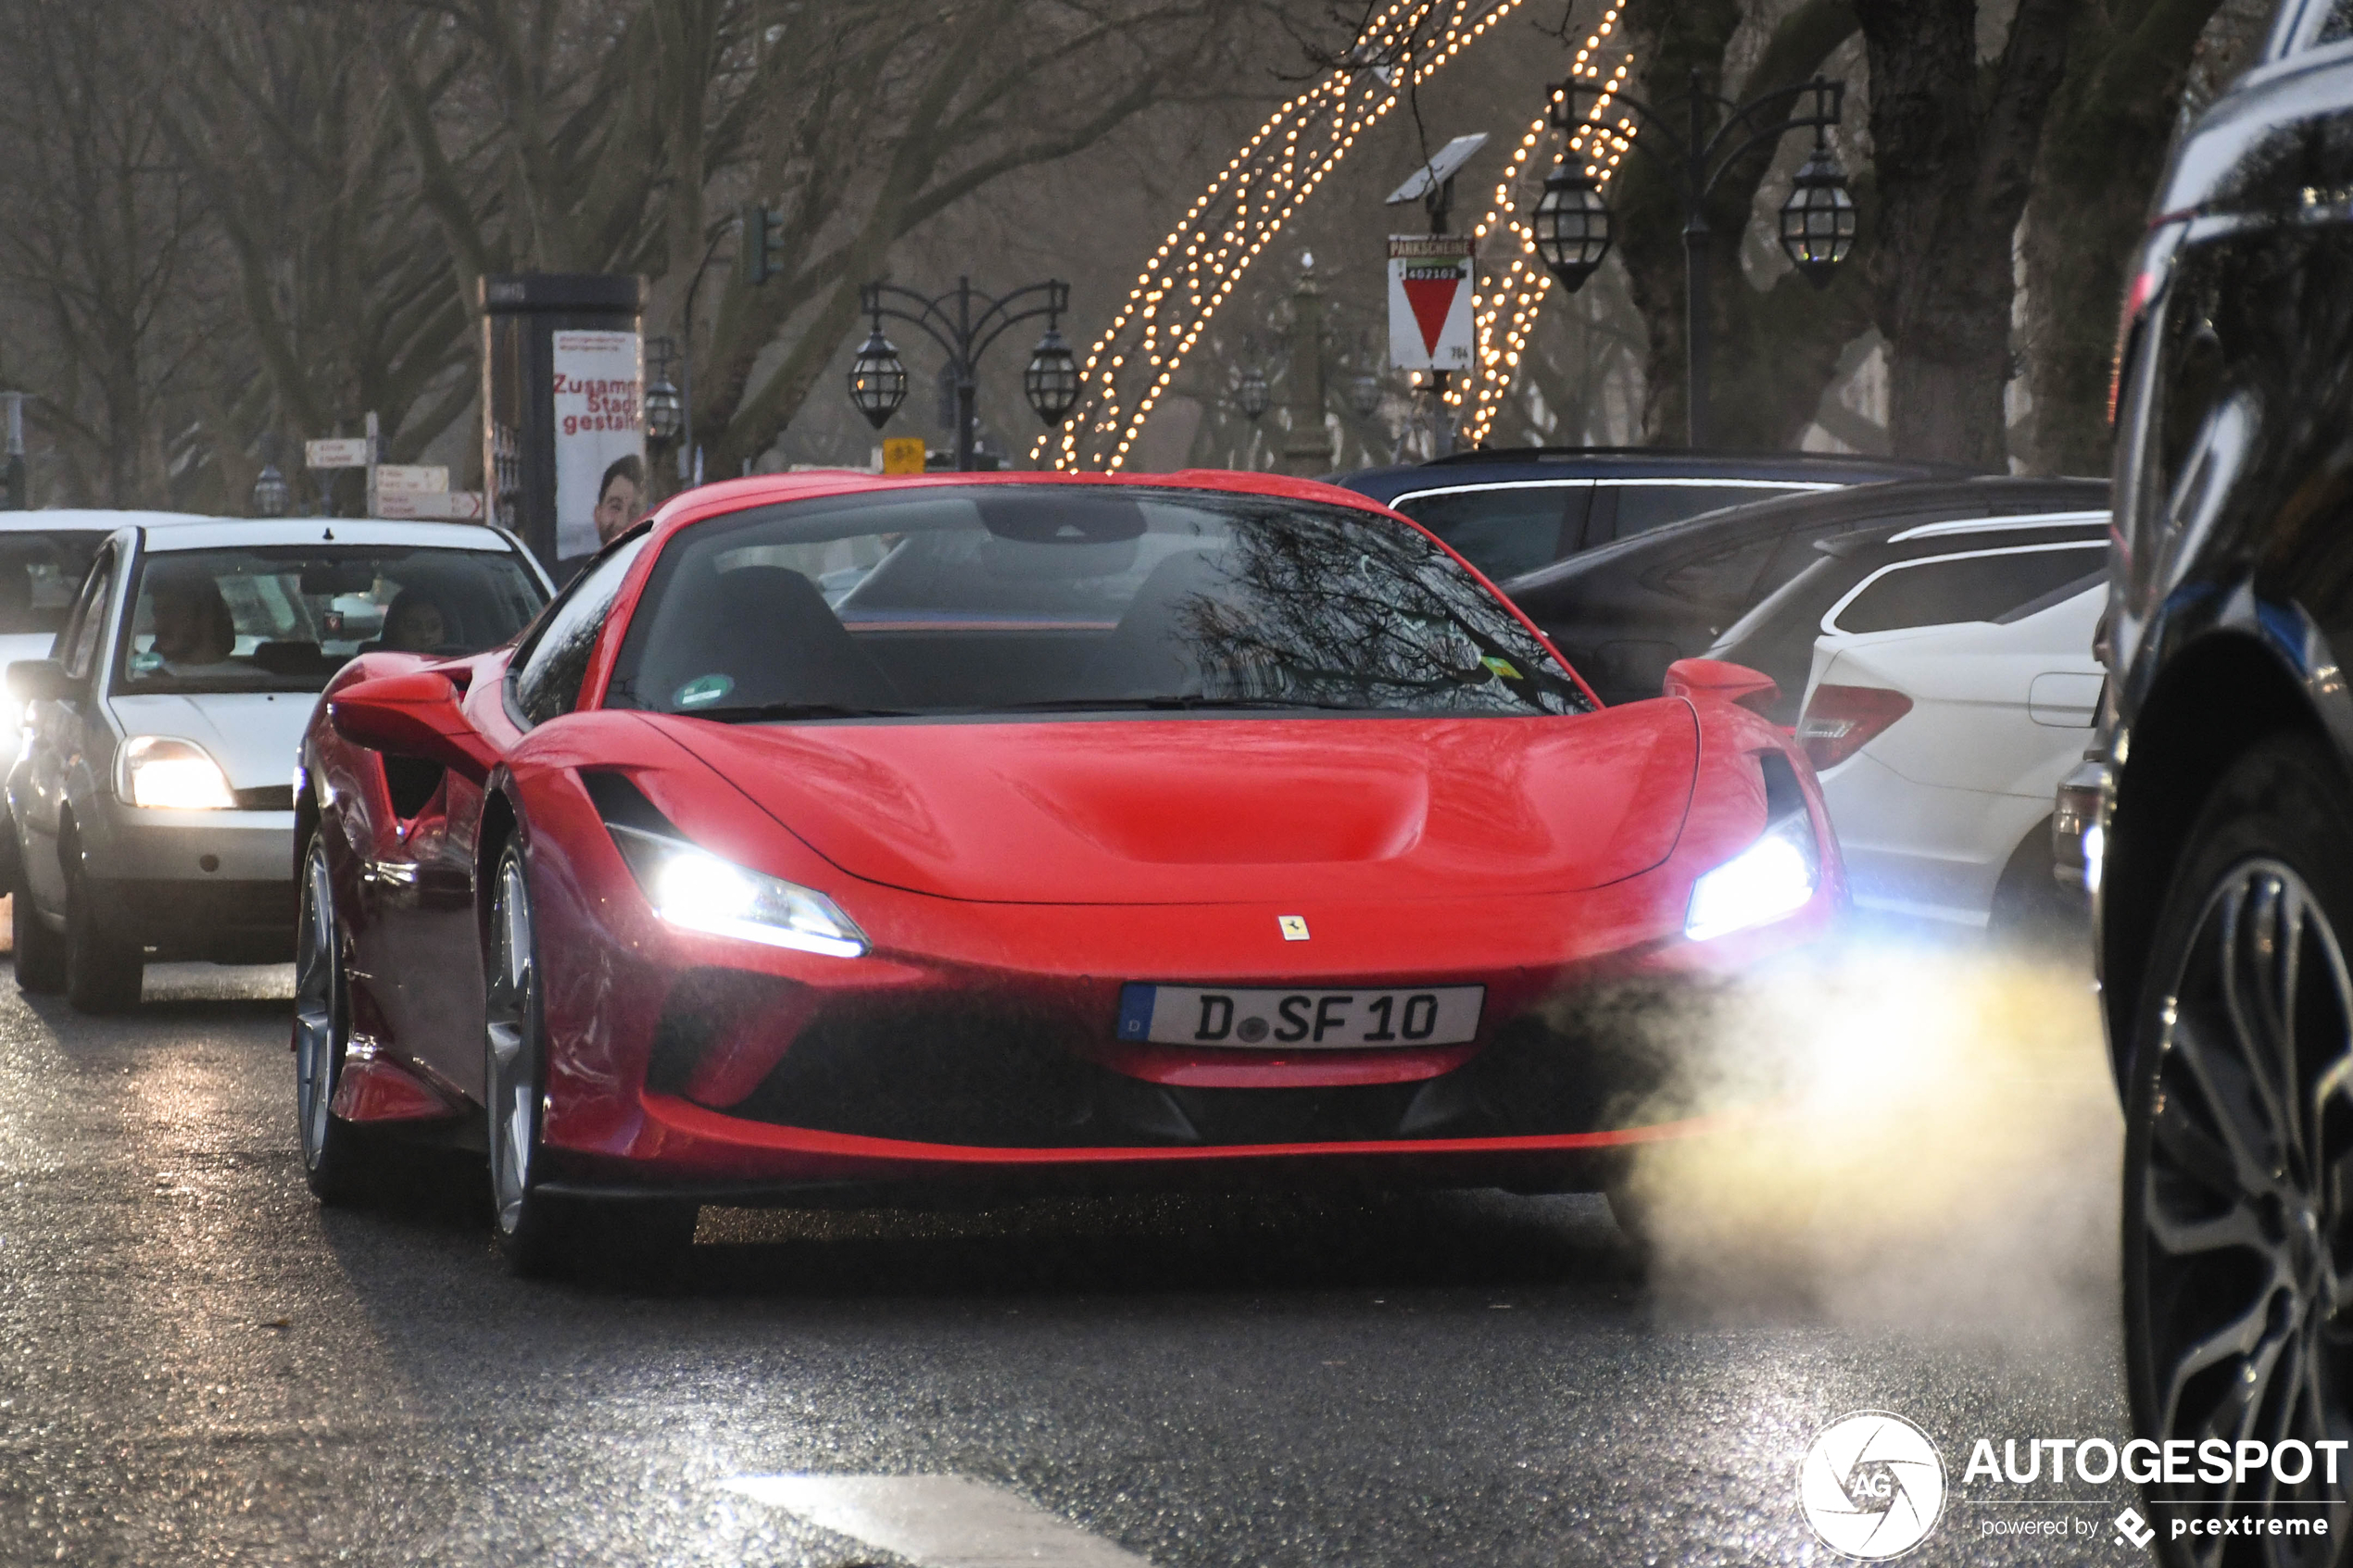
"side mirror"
7,659,80,706
1663,657,1780,716
328,671,497,782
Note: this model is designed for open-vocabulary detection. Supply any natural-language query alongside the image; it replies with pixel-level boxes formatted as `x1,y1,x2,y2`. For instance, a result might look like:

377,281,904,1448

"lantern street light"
1530,162,1614,293
1778,138,1857,285
849,276,1074,470
644,335,685,446
1543,71,1850,446
251,433,291,519
1236,365,1271,422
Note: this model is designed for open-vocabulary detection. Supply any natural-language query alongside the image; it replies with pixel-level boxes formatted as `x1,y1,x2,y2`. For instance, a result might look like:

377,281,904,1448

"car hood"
107,692,311,792
654,704,1699,906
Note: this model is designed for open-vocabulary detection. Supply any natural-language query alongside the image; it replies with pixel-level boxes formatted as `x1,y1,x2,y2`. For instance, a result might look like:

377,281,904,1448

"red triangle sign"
1402,272,1461,358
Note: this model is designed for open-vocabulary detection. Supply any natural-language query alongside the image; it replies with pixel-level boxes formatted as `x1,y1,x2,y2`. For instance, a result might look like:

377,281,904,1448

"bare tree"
0,0,210,505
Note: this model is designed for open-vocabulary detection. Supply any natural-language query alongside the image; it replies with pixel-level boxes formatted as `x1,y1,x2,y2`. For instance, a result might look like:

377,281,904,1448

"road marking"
723,1474,1152,1567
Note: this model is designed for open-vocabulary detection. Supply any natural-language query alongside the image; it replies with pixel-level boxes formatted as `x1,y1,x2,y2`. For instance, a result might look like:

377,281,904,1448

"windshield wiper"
672,701,917,722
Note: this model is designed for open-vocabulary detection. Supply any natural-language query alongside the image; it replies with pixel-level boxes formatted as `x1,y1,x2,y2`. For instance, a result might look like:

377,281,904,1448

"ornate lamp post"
1537,71,1852,446
1236,366,1271,423
848,277,1075,470
644,336,685,449
250,433,291,519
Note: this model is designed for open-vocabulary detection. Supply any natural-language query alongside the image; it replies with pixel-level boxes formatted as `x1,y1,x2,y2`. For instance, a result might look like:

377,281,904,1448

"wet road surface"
0,959,2142,1566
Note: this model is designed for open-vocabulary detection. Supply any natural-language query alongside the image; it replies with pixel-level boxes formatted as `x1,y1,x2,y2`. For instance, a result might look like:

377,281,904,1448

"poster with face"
551,331,645,559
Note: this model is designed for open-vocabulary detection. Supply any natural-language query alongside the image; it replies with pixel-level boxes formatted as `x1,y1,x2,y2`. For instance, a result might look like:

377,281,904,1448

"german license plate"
1115,984,1484,1047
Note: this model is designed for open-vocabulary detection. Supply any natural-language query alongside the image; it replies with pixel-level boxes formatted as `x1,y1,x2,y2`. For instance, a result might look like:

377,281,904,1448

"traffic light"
739,203,786,286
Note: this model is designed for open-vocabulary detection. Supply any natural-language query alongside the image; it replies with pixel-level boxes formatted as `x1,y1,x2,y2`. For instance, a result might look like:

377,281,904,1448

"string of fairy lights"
1460,34,1629,445
1037,2,1633,470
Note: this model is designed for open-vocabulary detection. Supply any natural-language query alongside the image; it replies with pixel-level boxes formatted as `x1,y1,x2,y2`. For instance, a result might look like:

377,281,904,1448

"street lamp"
1546,71,1851,445
1531,162,1614,293
849,276,1072,469
848,326,908,429
251,434,290,519
1024,327,1080,425
1237,366,1271,422
1778,140,1857,286
644,335,685,445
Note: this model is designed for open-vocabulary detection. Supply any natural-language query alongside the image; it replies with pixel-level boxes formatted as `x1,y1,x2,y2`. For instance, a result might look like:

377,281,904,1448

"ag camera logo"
1800,1411,1947,1559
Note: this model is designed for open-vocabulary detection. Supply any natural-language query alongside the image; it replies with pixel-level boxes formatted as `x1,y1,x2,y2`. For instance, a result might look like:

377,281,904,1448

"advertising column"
480,274,647,575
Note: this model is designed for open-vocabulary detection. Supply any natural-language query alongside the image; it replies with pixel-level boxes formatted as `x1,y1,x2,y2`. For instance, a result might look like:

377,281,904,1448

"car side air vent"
1758,750,1806,822
580,770,685,840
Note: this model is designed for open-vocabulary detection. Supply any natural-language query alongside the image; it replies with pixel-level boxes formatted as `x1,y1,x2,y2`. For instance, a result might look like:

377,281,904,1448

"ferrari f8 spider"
292,469,1843,1274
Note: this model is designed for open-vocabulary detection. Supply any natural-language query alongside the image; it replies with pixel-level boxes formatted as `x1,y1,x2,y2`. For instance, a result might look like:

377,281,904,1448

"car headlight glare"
1685,811,1820,941
607,823,867,958
118,736,237,810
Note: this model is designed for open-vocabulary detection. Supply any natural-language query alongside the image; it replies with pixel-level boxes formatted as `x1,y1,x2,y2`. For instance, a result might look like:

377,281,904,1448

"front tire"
2122,734,2353,1560
295,834,378,1204
13,858,63,994
63,858,141,1013
483,839,694,1282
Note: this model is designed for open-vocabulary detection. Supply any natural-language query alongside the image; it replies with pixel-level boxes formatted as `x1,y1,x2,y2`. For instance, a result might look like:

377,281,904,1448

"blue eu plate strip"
1115,984,1156,1041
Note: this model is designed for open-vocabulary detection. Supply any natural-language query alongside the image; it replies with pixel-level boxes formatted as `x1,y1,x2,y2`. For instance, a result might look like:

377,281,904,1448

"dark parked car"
2100,5,2353,1550
1327,447,1961,586
1504,476,2108,706
1704,500,2110,723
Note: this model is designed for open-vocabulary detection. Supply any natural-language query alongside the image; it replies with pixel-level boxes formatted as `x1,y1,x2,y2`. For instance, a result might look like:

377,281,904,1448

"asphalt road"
0,950,2151,1567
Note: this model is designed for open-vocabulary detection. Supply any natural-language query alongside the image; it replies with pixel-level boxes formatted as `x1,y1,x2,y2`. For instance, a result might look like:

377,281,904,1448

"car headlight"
1685,811,1820,941
606,823,868,958
117,736,238,810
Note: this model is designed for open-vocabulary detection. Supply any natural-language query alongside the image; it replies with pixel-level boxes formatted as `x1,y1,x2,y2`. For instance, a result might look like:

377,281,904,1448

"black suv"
2103,4,2353,1549
1327,447,1959,586
1504,476,2106,706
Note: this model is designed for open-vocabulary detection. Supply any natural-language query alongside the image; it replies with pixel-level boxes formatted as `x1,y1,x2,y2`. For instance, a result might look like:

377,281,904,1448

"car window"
60,547,117,679
115,545,546,695
512,534,649,726
1653,533,1778,607
1604,483,1808,542
606,485,1590,720
1388,485,1582,582
0,532,109,641
1831,545,2108,635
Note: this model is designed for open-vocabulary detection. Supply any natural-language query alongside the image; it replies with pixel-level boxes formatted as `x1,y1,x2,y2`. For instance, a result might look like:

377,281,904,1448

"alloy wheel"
292,840,341,1173
484,848,539,1238
2134,857,2353,1564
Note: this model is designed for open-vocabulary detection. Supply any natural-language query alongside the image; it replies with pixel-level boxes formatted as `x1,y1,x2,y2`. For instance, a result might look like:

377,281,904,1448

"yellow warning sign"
881,437,927,475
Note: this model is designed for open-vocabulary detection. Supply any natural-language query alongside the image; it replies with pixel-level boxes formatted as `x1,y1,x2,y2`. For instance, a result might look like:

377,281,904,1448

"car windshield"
606,485,1591,720
0,530,109,639
114,545,547,695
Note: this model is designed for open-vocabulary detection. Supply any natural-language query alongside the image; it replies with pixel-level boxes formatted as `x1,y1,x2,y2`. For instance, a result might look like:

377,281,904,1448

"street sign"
373,464,447,495
1388,235,1477,371
373,490,484,521
305,437,373,470
880,437,926,475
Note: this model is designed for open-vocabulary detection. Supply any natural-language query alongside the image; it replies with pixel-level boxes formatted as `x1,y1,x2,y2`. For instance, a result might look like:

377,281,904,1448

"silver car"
5,517,552,1010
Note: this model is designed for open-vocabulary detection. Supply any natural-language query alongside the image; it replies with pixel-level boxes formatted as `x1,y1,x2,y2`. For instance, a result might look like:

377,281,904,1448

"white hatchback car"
1793,533,2108,932
5,517,552,1010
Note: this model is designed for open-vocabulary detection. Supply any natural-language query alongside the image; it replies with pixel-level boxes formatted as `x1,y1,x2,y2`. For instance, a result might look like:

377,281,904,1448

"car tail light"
1796,684,1913,771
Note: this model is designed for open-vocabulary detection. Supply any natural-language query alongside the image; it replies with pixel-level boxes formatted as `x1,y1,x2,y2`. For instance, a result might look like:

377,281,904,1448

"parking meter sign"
1389,235,1476,371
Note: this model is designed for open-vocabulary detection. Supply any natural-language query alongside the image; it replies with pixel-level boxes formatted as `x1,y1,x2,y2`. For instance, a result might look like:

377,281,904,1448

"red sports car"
293,470,1843,1274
